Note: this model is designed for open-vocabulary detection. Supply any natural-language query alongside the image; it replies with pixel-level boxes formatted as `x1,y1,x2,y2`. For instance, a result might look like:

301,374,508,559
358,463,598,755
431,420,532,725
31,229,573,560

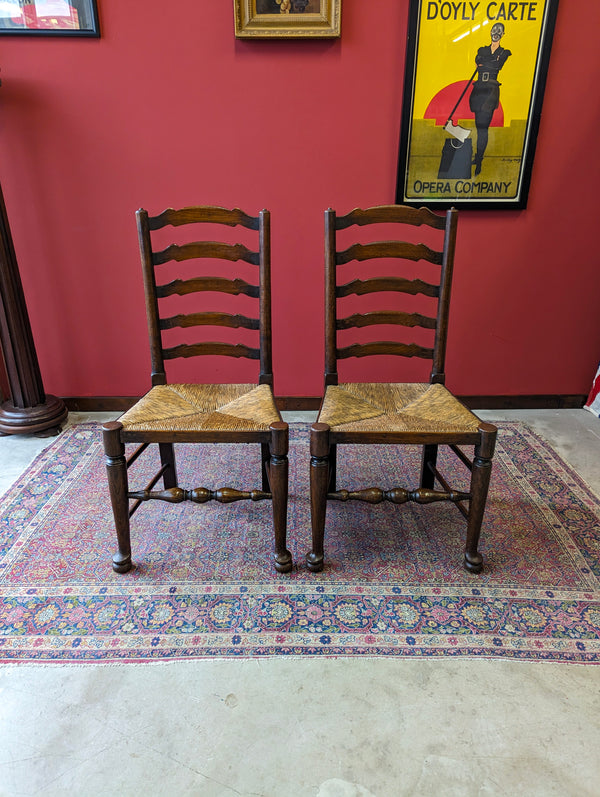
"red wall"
0,1,598,400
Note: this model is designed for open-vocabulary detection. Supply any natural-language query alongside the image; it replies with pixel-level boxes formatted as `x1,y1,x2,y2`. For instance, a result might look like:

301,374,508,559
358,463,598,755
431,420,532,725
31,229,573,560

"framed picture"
234,0,340,39
396,0,559,209
0,0,99,36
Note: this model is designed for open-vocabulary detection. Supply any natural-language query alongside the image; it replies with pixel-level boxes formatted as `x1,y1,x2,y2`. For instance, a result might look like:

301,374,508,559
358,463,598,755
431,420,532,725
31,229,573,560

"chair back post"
324,208,339,386
258,208,274,387
136,208,167,386
430,207,458,385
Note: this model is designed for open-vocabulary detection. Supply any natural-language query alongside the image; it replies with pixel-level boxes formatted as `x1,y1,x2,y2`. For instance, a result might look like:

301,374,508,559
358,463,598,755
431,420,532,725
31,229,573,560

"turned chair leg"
102,421,132,573
269,422,291,573
420,443,438,489
159,442,178,489
261,442,270,492
464,422,497,573
328,443,337,492
307,422,330,572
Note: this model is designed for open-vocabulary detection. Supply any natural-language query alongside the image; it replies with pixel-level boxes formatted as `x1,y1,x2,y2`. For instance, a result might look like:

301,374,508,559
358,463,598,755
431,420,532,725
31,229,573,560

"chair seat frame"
308,419,497,574
103,418,290,574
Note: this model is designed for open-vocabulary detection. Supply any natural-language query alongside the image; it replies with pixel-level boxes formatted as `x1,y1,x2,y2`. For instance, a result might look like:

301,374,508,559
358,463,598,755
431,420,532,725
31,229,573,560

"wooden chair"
102,206,291,574
308,205,497,573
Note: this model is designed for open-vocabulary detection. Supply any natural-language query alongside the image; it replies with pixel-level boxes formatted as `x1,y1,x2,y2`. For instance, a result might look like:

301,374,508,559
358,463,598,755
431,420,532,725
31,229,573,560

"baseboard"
63,397,139,412
275,396,322,411
461,395,587,409
62,394,587,413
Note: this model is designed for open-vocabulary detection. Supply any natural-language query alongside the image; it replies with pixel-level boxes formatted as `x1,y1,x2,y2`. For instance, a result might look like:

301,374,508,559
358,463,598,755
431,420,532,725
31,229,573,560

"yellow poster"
396,1,558,208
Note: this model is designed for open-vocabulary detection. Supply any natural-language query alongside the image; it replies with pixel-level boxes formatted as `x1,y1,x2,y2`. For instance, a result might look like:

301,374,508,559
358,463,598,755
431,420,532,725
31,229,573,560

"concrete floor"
1,409,600,796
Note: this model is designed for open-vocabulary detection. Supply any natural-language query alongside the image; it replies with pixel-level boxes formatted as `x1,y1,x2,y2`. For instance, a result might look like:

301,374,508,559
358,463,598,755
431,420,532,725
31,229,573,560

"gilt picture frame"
0,0,99,36
396,0,559,209
234,0,340,39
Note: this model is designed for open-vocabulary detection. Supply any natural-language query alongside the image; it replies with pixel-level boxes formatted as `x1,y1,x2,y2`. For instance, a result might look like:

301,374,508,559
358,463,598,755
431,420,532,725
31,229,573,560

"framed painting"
396,0,559,209
0,0,99,36
234,0,340,39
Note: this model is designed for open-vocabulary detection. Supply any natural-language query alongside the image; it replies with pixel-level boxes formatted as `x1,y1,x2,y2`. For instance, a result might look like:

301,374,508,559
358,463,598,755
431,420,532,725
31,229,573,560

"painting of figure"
256,0,320,13
235,0,339,38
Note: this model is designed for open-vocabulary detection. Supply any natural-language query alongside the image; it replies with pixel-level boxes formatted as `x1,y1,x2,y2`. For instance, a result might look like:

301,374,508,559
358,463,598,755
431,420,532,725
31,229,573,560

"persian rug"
1,422,599,664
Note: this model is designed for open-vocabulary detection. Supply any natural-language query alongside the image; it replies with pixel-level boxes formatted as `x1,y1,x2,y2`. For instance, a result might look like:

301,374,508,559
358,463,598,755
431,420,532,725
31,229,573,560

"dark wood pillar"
0,179,67,436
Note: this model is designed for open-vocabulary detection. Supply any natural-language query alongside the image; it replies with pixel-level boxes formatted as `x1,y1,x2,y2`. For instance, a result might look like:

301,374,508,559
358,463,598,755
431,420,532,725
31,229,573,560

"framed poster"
234,0,340,39
0,0,99,36
396,0,559,209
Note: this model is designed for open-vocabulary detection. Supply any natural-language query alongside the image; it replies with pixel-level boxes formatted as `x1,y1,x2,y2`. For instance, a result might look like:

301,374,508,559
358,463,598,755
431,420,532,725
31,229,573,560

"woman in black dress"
469,23,511,175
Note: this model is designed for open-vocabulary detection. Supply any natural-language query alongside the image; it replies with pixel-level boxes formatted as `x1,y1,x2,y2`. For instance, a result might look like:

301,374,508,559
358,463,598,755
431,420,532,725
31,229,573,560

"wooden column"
0,179,67,436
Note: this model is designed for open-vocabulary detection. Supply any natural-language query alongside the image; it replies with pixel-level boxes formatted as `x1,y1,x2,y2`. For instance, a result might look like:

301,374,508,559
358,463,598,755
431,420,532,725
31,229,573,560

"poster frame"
395,0,559,210
0,0,99,36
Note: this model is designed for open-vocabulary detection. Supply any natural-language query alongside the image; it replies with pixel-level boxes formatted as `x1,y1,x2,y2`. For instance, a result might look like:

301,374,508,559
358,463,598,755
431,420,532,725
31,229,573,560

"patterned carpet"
1,422,599,663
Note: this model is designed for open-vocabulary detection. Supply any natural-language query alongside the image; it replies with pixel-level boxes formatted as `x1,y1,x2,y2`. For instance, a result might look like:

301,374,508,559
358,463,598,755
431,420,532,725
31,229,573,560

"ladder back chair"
102,205,291,574
308,205,497,574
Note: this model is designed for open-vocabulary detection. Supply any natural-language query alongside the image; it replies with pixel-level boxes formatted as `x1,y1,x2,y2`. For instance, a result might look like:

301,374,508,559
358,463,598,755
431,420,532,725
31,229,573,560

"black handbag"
438,138,472,179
